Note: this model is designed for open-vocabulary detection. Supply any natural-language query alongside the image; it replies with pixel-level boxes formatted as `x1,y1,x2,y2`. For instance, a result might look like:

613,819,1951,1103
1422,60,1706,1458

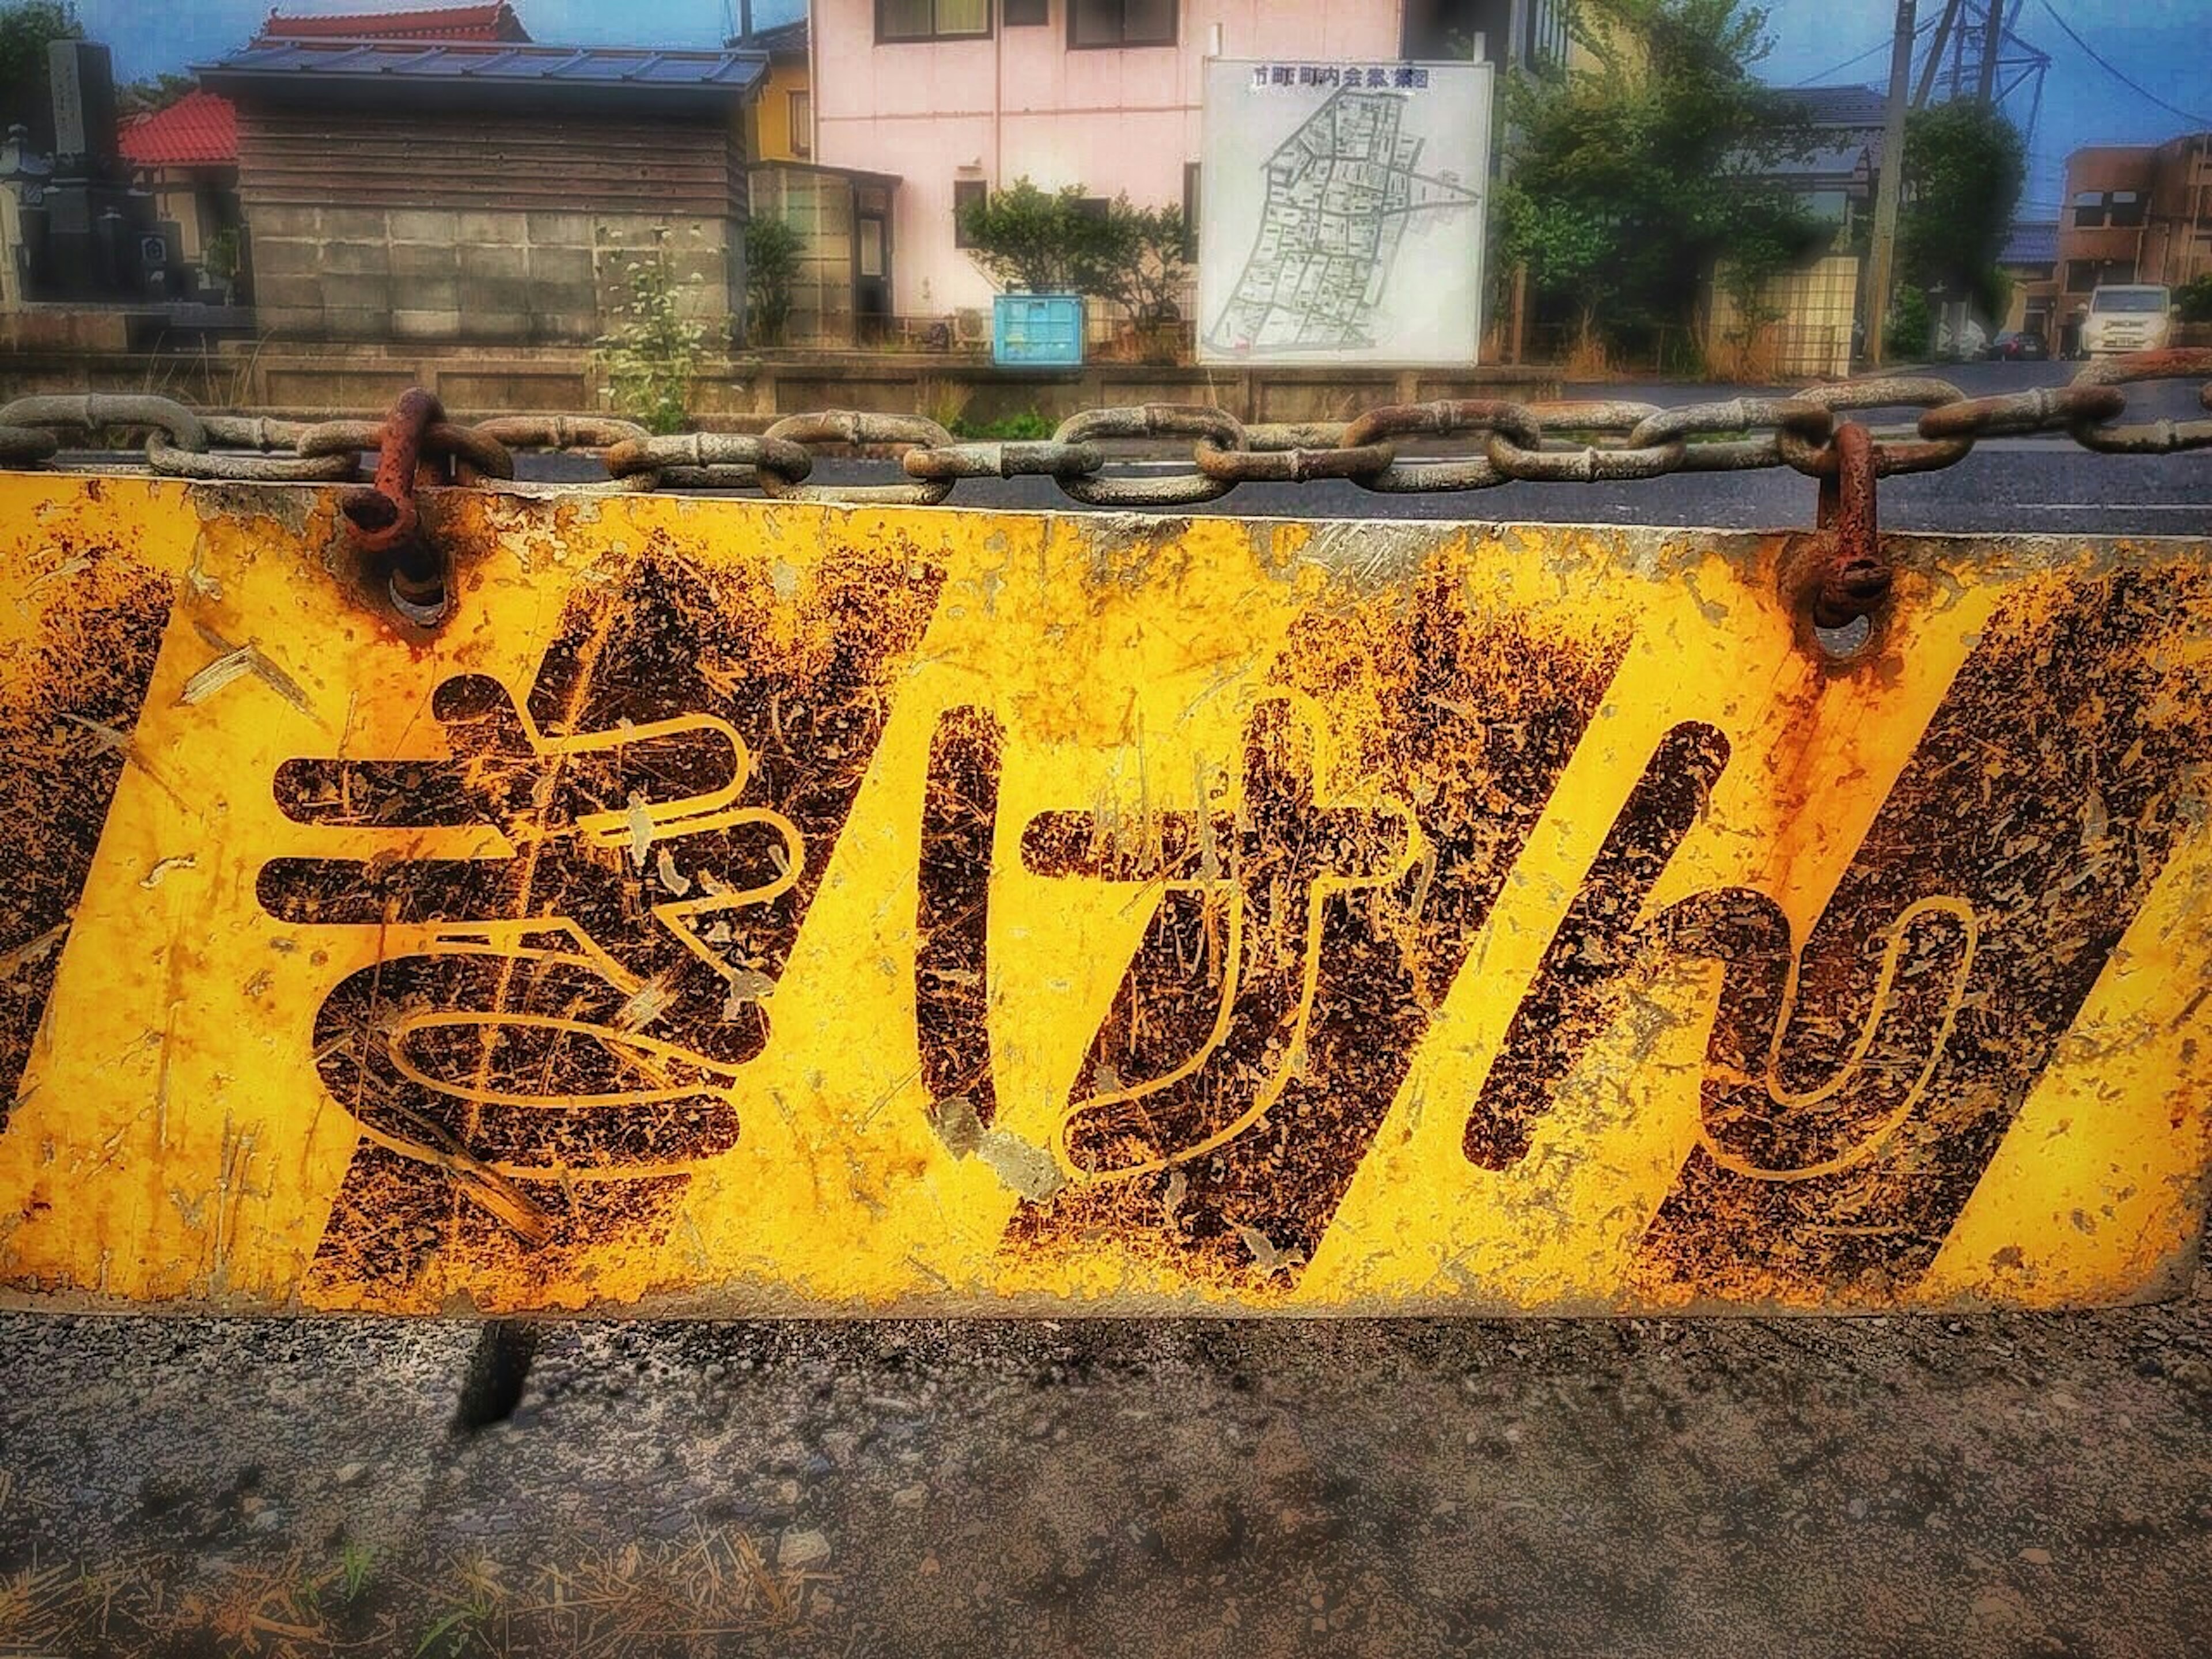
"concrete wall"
0,339,1555,425
813,0,1406,316
246,207,737,345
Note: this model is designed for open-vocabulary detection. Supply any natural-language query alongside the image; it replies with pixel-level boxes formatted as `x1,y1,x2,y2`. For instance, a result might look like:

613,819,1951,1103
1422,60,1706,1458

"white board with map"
1197,59,1493,366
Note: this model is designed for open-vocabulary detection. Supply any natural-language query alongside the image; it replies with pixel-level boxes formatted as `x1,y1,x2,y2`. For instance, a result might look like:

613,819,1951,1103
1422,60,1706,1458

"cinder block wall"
248,207,735,345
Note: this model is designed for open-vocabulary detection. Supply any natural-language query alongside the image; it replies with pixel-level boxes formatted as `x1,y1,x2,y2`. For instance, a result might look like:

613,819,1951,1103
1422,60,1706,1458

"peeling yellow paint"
0,473,2205,1315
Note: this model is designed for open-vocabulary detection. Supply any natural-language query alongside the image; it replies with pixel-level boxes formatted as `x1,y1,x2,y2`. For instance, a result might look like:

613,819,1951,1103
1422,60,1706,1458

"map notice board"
1198,59,1493,366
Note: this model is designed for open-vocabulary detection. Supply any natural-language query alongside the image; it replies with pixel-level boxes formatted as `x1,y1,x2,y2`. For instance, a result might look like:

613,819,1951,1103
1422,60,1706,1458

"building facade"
738,18,815,162
809,0,1562,322
2057,137,2211,297
200,39,765,346
118,3,536,296
116,90,240,278
1997,218,2058,348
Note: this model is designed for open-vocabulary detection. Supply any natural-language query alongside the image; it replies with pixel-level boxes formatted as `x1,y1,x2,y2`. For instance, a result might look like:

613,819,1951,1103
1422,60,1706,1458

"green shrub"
745,215,804,346
952,410,1055,441
1885,287,1933,361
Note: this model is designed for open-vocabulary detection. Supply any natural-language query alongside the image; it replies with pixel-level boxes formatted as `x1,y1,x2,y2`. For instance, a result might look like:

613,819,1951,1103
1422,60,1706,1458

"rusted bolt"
1810,421,1889,632
342,387,449,627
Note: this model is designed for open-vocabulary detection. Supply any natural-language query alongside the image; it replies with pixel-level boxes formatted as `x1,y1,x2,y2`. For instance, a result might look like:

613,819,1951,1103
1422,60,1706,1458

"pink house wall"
813,0,1407,315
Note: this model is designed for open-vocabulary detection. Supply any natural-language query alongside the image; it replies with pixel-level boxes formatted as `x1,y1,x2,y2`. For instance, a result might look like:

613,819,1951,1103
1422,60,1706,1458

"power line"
1791,14,1938,87
2037,0,2212,129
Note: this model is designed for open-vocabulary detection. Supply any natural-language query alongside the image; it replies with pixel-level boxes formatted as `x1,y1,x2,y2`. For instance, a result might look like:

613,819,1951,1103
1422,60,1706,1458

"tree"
2177,274,2212,325
744,214,804,346
1496,0,1821,352
959,179,1190,329
1082,199,1190,321
957,178,1103,295
0,0,74,86
0,2,80,147
118,71,195,117
1896,100,2027,322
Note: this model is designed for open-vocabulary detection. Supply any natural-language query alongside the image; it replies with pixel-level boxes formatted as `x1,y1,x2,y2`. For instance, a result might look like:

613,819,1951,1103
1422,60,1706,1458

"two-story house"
809,0,1563,327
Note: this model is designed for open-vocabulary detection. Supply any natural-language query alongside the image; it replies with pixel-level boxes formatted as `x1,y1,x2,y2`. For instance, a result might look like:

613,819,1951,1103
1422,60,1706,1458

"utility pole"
1974,0,2003,103
1865,0,1918,369
1912,0,1963,108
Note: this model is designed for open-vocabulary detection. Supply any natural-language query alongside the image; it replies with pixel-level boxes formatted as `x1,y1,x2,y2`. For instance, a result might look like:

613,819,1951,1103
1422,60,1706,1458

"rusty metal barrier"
0,400,2207,1317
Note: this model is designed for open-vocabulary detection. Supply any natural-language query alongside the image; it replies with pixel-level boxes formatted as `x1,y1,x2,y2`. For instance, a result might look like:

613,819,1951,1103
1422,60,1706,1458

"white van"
2079,285,2174,357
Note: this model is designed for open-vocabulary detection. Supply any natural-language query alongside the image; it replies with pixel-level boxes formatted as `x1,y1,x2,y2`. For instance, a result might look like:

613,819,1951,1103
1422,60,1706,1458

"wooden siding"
236,108,747,217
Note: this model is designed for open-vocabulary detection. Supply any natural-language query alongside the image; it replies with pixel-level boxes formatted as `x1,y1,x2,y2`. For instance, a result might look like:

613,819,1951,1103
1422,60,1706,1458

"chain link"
1051,404,1246,506
0,351,2204,510
2064,349,2212,456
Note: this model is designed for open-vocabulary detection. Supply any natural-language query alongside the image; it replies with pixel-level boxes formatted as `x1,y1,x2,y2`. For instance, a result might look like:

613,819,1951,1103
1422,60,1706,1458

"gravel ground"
5,1275,2211,1658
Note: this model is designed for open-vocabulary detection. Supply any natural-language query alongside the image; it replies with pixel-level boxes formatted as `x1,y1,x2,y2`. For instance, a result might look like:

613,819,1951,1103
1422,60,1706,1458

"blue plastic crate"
992,294,1086,367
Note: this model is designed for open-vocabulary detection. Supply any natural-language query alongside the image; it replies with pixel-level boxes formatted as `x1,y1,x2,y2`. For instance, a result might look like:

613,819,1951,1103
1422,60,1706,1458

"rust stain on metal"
0,475,2208,1316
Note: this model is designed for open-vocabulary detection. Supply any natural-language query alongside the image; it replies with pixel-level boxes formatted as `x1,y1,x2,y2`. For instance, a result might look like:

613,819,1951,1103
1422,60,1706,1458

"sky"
72,0,2212,216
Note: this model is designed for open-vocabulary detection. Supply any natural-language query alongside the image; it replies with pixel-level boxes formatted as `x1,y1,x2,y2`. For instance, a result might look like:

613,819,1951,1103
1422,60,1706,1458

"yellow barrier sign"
1,474,2208,1315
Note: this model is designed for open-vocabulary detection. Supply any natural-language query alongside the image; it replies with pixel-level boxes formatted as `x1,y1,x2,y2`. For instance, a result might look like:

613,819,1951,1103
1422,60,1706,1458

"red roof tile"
118,89,238,168
259,3,529,42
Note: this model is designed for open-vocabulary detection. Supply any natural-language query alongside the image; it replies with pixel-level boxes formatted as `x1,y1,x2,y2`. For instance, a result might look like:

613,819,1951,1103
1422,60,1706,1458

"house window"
2065,259,2099,292
789,90,812,157
1069,0,1176,48
878,0,991,42
1005,0,1048,21
2073,189,2149,229
953,179,987,248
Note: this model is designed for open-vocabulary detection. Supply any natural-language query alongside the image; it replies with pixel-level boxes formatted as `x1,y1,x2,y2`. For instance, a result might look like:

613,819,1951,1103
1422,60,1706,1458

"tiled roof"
730,18,806,59
2001,220,2061,266
199,39,768,104
260,3,529,41
117,89,238,168
1785,84,1889,130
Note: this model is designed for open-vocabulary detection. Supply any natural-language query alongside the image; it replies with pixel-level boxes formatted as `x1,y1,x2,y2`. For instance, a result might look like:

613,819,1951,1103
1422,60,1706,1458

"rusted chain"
0,423,58,464
1779,378,1974,478
471,415,654,486
339,388,450,626
297,415,514,481
1626,397,1832,473
1809,421,1891,631
1051,405,1246,506
905,438,1105,482
1491,399,1686,481
757,411,957,505
0,393,207,472
1193,429,1395,484
155,415,358,482
1917,384,2125,442
1487,429,1685,483
605,430,816,492
0,350,2205,507
2065,349,2212,454
1339,401,1537,493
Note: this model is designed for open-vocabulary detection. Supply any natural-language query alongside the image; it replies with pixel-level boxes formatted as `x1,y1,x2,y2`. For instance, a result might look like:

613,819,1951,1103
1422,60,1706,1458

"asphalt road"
3,362,2210,1658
